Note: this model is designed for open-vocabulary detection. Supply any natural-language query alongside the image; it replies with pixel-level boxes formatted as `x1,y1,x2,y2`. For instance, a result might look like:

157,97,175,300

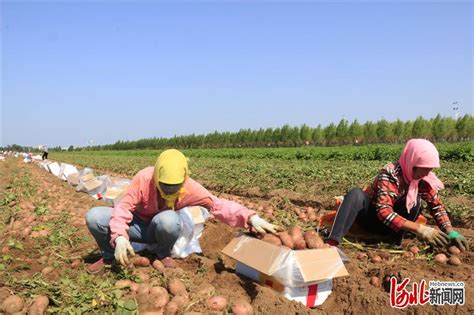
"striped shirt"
364,162,452,232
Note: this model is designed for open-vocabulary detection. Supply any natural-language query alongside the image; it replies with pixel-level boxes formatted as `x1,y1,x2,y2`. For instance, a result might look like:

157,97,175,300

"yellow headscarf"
154,149,189,209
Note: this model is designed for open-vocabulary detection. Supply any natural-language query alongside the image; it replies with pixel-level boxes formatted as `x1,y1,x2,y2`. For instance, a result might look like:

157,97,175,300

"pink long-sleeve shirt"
109,167,256,245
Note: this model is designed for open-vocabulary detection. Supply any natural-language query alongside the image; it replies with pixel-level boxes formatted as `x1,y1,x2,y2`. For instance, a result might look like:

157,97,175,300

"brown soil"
0,158,472,314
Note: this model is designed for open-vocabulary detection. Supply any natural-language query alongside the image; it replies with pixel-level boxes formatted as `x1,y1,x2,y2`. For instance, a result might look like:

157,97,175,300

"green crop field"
52,143,473,226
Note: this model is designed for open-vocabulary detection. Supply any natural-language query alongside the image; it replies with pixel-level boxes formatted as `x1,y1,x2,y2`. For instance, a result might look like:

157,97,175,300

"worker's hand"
249,215,283,234
114,236,135,266
448,230,469,252
416,225,450,248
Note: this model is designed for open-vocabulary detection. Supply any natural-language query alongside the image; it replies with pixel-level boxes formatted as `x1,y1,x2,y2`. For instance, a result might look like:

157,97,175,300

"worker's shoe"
86,258,114,274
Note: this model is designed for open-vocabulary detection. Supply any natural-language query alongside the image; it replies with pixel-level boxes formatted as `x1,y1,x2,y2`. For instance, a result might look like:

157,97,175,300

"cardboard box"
47,162,61,177
222,235,348,307
67,173,80,186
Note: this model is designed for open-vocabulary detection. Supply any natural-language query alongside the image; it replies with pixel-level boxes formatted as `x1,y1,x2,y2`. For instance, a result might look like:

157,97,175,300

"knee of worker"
152,210,182,236
344,188,366,206
85,207,106,231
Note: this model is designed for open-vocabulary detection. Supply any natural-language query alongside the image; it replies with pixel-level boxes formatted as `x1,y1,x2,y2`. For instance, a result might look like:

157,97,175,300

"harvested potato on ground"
170,294,189,307
288,226,303,243
150,286,168,296
167,278,187,296
28,295,49,315
151,291,169,309
207,295,227,311
152,260,165,272
304,231,324,249
2,295,24,314
130,282,140,292
41,266,54,275
448,246,461,255
294,238,306,250
132,256,151,267
261,234,282,246
356,252,368,260
370,276,380,287
137,284,151,295
164,301,179,315
402,251,415,259
370,255,382,263
409,246,420,255
448,256,461,266
70,259,81,269
434,253,447,264
278,231,294,249
232,300,254,315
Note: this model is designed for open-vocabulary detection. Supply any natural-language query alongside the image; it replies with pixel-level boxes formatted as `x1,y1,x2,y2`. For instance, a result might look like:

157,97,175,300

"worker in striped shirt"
327,139,468,252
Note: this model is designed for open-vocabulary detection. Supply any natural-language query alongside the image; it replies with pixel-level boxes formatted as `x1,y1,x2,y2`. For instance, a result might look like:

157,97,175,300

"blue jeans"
85,207,182,260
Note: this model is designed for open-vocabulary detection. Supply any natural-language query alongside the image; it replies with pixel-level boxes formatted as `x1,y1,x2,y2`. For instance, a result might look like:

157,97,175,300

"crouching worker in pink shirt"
85,149,282,273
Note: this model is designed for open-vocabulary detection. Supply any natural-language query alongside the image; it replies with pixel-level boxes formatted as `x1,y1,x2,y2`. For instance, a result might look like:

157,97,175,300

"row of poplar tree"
84,114,472,150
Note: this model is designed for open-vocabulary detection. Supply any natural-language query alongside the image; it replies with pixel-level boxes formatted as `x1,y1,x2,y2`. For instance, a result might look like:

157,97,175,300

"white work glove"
114,235,135,266
416,225,449,248
249,215,282,234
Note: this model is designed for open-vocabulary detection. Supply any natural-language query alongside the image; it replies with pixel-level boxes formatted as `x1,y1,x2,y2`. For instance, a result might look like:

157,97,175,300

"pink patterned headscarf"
399,139,444,212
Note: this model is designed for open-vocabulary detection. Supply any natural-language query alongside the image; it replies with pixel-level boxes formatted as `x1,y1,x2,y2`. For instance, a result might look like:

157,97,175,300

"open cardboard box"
222,235,349,307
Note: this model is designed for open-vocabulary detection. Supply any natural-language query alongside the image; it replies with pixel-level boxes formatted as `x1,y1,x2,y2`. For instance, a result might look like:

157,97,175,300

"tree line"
2,114,472,152
83,114,472,151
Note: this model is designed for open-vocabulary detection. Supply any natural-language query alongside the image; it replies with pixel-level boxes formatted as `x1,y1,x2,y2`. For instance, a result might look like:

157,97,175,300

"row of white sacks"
34,159,209,258
37,160,131,206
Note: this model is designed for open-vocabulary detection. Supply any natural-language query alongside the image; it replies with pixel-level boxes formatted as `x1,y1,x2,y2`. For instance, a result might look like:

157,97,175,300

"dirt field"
0,158,472,314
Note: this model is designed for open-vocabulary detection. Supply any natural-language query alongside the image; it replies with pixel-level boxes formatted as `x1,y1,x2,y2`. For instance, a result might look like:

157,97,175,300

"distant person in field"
326,139,468,252
85,149,282,274
42,145,48,160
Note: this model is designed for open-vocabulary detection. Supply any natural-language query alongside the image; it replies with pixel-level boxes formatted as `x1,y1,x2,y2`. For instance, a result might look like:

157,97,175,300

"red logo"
390,277,429,308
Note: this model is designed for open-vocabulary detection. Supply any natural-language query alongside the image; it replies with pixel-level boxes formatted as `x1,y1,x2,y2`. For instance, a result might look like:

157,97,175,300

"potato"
434,253,447,264
38,230,49,237
356,252,368,260
448,256,461,266
261,234,282,246
167,279,187,296
370,255,382,263
448,246,461,255
264,206,274,215
2,295,24,314
130,282,140,292
207,295,227,311
378,252,390,260
161,257,178,269
402,251,414,259
152,260,165,272
298,212,308,222
70,259,81,269
304,231,324,249
306,207,317,222
278,231,294,249
137,284,151,295
1,246,9,254
231,300,254,315
41,266,54,275
28,295,49,315
370,276,380,287
150,289,169,309
132,256,151,267
21,227,32,238
288,226,303,243
164,301,179,315
150,286,168,296
170,294,189,307
294,239,306,250
292,207,302,216
409,246,419,255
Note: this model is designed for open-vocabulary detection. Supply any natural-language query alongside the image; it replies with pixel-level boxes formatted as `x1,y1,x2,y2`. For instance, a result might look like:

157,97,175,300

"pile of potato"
256,225,330,250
